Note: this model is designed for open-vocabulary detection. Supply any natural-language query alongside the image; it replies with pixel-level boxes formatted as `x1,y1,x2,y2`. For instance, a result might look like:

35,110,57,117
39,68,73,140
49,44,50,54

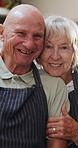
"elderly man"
0,4,69,148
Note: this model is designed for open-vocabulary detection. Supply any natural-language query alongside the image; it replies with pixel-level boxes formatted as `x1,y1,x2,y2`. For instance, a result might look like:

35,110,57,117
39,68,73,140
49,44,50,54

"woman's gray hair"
45,15,78,68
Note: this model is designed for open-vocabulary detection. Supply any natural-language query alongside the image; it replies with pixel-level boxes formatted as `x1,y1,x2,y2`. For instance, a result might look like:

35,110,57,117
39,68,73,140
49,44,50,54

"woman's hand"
46,104,78,146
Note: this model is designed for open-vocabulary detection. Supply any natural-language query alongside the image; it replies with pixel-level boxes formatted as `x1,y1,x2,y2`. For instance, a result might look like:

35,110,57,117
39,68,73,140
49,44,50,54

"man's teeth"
19,49,32,54
50,64,61,67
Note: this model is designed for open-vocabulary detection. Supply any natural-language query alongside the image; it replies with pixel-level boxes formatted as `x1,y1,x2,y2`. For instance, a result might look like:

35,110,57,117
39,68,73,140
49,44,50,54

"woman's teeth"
50,63,61,67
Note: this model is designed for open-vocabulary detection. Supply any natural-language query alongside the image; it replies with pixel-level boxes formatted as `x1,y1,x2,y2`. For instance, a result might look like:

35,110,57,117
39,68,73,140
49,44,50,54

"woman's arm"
47,139,67,148
46,104,78,146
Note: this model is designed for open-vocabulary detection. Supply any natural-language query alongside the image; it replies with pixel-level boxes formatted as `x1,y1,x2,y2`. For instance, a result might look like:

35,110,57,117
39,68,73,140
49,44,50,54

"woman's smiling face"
40,35,75,80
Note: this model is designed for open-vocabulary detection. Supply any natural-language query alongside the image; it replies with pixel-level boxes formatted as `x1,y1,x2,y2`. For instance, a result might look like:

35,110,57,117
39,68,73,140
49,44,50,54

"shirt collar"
0,56,34,84
66,80,74,93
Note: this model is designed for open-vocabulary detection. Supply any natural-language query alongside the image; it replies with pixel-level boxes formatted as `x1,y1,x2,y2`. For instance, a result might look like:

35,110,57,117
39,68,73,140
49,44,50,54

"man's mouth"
18,49,33,54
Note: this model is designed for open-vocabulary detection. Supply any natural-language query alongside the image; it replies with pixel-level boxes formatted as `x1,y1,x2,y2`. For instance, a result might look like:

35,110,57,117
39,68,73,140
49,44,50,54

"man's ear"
0,24,3,34
0,24,4,41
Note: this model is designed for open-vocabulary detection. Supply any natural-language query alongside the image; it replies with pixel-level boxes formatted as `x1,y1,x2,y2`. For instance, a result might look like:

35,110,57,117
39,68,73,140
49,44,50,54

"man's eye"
17,32,25,35
34,34,43,39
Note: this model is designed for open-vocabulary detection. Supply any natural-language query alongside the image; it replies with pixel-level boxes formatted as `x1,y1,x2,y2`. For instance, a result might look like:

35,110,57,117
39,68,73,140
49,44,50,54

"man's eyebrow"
15,29,26,32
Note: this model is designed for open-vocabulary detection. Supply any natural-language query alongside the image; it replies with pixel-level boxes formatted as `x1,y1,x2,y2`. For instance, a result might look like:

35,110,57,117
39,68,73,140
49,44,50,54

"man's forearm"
47,139,67,148
72,120,78,146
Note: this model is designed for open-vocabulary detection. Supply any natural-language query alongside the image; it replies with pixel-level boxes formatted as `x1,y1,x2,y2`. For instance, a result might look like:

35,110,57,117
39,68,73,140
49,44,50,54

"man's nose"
23,37,36,49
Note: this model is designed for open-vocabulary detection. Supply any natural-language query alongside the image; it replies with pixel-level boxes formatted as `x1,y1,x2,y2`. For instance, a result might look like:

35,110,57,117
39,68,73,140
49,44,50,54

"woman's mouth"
50,63,62,67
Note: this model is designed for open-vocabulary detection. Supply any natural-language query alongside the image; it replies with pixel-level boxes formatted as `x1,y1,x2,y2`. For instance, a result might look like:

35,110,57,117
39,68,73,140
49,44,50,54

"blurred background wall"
0,0,78,23
22,0,78,22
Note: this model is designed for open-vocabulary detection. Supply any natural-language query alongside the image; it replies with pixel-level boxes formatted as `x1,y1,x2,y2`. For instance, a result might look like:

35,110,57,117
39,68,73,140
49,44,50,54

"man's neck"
1,55,31,75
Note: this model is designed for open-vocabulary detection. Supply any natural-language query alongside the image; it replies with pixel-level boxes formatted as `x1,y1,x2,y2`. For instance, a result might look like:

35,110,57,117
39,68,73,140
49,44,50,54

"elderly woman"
39,15,78,148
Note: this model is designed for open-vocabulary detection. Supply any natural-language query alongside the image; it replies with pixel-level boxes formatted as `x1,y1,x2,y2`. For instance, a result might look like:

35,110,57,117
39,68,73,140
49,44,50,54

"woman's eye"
60,46,68,50
45,45,52,49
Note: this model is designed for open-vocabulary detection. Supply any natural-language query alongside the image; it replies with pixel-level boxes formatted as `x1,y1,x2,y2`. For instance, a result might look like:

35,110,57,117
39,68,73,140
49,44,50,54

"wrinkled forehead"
4,5,45,30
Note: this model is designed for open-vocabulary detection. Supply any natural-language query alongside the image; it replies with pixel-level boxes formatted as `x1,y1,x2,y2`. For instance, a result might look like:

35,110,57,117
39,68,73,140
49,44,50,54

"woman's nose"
51,49,60,60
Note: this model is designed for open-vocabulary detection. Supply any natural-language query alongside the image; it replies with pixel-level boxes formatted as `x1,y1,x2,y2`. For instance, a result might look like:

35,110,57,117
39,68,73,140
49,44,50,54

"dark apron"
68,69,78,148
0,63,48,148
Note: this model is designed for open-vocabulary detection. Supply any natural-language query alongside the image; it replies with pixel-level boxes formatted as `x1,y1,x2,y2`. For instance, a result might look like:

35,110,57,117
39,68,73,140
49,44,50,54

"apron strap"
31,62,43,86
72,69,78,90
